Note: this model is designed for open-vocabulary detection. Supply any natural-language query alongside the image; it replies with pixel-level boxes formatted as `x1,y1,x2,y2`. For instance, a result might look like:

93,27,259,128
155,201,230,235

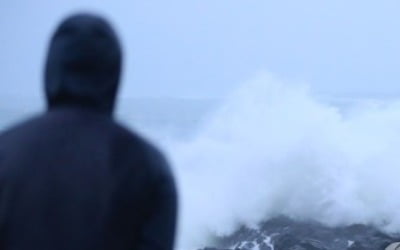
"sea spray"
163,73,400,249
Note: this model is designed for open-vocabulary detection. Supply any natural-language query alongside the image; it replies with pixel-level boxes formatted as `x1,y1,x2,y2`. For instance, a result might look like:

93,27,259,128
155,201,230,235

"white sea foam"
3,72,400,249
161,72,400,249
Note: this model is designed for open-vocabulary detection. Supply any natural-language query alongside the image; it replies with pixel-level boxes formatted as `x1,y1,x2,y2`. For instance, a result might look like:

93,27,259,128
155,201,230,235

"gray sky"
1,0,400,100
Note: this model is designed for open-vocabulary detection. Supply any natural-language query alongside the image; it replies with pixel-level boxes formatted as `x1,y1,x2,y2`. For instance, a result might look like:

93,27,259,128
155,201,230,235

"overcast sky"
1,0,400,101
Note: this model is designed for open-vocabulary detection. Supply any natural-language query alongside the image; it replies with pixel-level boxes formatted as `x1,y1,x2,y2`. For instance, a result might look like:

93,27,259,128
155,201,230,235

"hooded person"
0,13,177,250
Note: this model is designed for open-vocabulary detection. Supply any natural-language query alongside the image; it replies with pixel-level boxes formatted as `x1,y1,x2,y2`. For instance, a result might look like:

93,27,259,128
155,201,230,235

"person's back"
0,14,177,250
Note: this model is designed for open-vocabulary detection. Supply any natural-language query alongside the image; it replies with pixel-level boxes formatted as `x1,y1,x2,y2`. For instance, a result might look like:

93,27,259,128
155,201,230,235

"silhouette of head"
44,13,122,114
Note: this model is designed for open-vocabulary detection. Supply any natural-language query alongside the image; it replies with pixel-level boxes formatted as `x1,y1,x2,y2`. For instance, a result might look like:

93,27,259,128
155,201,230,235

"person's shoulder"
0,113,47,143
112,121,173,179
109,121,149,149
111,122,165,158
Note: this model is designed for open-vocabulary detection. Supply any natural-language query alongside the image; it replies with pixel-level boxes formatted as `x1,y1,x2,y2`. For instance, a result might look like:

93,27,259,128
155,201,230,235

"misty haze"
2,1,400,250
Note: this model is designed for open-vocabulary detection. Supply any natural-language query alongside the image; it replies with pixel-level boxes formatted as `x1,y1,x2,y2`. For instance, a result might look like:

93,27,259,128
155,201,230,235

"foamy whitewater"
149,73,400,249
2,72,400,249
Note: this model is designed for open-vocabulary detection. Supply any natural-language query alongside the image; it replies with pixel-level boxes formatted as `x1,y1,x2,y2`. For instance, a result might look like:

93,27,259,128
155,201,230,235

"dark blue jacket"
0,14,177,250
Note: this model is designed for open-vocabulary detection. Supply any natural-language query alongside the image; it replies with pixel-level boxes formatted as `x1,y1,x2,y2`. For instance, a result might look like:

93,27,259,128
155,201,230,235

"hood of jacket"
44,13,122,114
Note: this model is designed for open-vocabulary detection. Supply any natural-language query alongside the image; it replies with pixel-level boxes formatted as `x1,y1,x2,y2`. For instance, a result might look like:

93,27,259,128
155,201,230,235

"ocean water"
120,74,400,249
2,73,400,250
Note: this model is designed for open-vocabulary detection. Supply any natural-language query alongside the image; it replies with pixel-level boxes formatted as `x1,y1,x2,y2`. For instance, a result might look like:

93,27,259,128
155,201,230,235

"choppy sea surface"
2,74,400,249
124,77,400,249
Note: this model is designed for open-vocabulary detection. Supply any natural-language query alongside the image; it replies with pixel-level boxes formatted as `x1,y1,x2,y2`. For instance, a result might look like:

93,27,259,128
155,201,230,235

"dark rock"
198,216,400,250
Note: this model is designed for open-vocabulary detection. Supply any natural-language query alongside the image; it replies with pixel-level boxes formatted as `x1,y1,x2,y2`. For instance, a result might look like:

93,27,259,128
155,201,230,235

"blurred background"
3,1,400,249
2,0,400,104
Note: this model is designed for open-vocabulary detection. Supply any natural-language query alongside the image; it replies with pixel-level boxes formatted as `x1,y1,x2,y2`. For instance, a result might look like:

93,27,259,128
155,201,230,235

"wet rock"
198,216,399,250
